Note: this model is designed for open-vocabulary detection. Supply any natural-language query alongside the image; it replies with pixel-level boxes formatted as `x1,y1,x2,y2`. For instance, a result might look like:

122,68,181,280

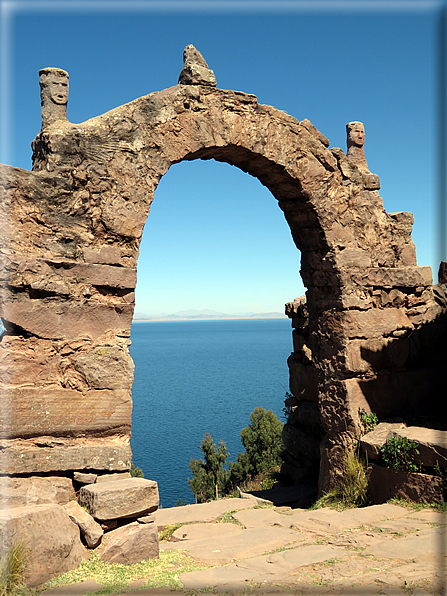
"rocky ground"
42,497,446,596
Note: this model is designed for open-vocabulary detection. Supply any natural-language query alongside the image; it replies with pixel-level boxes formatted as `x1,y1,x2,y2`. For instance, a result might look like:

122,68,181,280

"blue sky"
1,0,445,315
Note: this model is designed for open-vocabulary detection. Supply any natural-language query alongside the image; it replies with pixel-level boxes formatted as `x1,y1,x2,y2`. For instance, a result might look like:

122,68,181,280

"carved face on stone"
347,122,365,147
45,75,69,105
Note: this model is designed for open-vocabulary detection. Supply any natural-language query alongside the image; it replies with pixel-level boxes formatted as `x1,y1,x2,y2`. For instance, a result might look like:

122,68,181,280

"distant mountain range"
133,308,286,321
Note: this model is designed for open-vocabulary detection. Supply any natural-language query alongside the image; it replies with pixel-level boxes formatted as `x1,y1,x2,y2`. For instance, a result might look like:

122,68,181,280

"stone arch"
0,50,443,494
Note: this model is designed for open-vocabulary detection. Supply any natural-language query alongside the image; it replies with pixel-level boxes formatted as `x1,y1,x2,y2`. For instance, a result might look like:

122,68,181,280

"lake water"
129,318,292,508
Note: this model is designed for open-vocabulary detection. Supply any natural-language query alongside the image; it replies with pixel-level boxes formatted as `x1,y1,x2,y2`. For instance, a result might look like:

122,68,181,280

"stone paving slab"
369,517,433,533
154,498,256,528
405,509,447,524
163,525,307,565
235,544,352,575
233,507,292,529
363,527,446,559
179,564,259,590
170,521,243,541
288,504,409,535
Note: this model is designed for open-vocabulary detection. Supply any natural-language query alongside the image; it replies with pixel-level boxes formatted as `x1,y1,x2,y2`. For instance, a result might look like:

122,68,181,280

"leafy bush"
359,411,379,435
381,435,420,473
0,543,28,596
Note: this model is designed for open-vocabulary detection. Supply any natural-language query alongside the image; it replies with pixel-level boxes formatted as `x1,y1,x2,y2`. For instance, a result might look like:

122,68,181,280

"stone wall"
1,46,445,495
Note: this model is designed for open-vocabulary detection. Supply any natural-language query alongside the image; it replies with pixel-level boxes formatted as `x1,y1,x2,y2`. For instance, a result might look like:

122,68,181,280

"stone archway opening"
129,157,302,506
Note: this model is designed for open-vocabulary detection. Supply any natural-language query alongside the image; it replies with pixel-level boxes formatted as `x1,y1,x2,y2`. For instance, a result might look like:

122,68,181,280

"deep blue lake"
129,318,292,508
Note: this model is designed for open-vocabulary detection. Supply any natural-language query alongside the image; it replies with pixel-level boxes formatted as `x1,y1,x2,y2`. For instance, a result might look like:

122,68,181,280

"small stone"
73,472,97,485
64,500,103,548
178,44,216,87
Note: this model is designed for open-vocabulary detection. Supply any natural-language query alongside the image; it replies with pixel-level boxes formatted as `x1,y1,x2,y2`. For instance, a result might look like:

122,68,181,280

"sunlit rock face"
0,45,445,495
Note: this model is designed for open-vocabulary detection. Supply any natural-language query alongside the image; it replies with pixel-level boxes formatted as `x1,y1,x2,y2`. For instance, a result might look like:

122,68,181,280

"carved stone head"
346,121,369,173
39,67,69,127
346,121,365,149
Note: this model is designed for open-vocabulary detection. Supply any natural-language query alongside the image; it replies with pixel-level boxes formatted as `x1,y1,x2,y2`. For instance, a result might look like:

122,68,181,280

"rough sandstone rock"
95,472,132,483
79,478,159,521
64,500,104,548
97,521,159,564
0,476,75,508
178,44,216,87
359,422,407,460
368,465,444,504
0,504,88,586
391,426,447,467
73,472,97,485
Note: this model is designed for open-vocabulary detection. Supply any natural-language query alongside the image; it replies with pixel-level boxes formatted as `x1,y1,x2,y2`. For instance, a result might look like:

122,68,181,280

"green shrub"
380,435,420,473
188,434,230,503
188,408,284,503
0,543,28,596
359,411,379,435
130,462,144,478
312,451,369,509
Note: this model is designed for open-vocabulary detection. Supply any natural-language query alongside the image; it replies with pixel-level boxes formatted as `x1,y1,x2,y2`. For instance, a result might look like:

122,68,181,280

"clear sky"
1,0,445,315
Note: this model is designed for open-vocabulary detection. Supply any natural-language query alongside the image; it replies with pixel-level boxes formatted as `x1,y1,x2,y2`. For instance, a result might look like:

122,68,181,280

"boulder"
0,476,75,508
359,422,407,460
79,477,159,521
64,500,104,548
0,504,88,586
392,426,447,467
97,521,159,564
368,465,443,504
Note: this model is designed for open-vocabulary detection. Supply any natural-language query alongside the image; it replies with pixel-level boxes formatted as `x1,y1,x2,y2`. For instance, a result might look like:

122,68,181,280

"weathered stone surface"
288,358,318,402
1,387,132,439
338,308,413,340
344,336,410,373
0,504,88,586
0,476,75,508
95,471,132,483
349,265,432,288
79,478,159,521
73,472,97,484
360,422,407,460
282,422,320,461
0,438,131,475
97,521,159,564
170,522,243,542
73,346,134,390
178,44,216,87
1,297,134,341
368,465,444,504
154,497,257,529
391,426,447,467
64,500,103,548
164,525,304,565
